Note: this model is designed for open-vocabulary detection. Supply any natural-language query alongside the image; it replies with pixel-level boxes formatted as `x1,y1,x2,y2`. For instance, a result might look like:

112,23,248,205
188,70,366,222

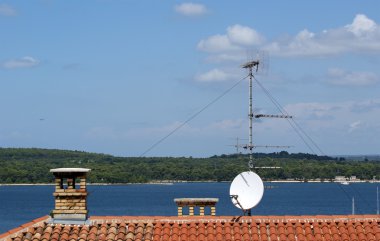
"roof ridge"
89,214,380,224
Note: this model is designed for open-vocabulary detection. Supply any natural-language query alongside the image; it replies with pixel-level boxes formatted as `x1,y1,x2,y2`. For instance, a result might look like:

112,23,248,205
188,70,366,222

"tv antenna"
241,56,292,169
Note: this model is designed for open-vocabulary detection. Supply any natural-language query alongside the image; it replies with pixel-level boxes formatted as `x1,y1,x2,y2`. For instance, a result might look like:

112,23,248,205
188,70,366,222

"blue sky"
1,1,379,157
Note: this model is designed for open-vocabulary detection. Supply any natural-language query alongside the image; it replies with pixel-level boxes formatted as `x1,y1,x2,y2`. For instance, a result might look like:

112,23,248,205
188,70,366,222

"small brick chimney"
50,168,91,223
174,198,218,216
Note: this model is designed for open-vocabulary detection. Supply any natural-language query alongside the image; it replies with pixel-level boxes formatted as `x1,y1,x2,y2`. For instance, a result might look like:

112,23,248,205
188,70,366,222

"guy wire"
253,76,325,156
139,74,249,157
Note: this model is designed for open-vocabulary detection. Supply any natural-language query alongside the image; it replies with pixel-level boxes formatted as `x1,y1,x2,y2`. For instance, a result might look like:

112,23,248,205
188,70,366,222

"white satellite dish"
229,171,264,210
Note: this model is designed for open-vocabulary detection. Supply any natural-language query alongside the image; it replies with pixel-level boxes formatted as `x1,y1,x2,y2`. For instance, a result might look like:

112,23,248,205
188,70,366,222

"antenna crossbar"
254,166,281,169
254,114,292,119
235,144,292,150
252,145,292,148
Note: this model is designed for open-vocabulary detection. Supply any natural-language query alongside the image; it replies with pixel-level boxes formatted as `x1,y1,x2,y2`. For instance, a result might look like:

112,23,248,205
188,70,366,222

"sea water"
0,182,378,234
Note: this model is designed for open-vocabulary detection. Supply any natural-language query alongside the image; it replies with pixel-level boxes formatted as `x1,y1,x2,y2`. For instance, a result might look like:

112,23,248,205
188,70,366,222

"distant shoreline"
1,180,379,186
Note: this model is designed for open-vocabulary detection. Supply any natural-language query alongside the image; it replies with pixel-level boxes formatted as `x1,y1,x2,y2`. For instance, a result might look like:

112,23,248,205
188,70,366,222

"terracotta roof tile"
214,222,223,241
197,223,205,241
241,222,249,241
183,224,190,240
2,215,380,241
224,223,232,241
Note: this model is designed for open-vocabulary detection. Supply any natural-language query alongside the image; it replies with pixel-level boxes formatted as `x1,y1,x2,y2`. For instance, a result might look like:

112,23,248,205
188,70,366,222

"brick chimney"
174,198,218,216
50,168,91,223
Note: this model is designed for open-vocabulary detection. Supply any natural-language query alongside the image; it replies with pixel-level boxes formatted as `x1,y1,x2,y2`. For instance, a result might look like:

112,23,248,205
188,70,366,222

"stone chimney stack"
50,168,91,223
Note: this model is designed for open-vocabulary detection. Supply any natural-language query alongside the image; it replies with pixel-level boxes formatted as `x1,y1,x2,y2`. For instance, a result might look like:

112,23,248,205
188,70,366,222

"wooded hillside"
0,148,379,183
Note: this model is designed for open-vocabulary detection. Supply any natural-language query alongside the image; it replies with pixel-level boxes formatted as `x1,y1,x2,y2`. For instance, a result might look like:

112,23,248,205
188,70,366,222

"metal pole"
248,67,253,169
352,197,355,215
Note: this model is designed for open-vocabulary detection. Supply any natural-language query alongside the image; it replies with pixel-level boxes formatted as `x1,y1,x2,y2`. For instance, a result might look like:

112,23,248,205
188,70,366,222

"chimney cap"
174,198,219,206
50,168,91,173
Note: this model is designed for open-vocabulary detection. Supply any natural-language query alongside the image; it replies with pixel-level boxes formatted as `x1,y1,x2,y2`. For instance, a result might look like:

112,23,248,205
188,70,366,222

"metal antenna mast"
241,59,292,169
242,60,258,169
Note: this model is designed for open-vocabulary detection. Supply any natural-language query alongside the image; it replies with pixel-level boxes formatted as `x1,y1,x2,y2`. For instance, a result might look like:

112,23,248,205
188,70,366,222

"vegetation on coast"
0,148,379,184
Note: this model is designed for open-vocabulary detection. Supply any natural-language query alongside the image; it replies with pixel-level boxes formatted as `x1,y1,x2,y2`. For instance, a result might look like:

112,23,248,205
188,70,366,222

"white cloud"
295,29,315,41
227,25,264,46
197,34,238,53
198,14,380,59
265,14,380,57
2,56,40,69
346,14,377,37
175,3,207,16
195,68,236,82
0,4,16,16
197,25,264,53
327,68,379,86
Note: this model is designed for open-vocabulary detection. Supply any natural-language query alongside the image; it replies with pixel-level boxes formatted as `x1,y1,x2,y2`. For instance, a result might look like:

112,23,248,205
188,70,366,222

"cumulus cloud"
227,25,264,46
198,34,238,53
2,56,40,69
175,3,207,16
327,68,379,86
198,14,380,60
0,4,16,16
195,68,236,82
198,24,264,53
265,14,380,57
346,14,377,37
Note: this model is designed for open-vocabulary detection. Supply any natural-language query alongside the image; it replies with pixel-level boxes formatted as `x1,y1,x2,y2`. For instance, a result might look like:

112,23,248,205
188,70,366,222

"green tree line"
0,148,379,183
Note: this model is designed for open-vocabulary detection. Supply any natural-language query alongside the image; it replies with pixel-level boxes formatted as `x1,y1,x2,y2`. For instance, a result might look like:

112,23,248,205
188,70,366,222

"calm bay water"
0,182,379,234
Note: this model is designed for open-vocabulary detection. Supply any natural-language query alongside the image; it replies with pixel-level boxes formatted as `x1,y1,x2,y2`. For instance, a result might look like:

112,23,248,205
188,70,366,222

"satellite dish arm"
230,194,251,216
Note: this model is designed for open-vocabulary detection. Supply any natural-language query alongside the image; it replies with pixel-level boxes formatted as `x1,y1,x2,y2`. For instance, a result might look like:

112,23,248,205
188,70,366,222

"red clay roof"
1,215,379,241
